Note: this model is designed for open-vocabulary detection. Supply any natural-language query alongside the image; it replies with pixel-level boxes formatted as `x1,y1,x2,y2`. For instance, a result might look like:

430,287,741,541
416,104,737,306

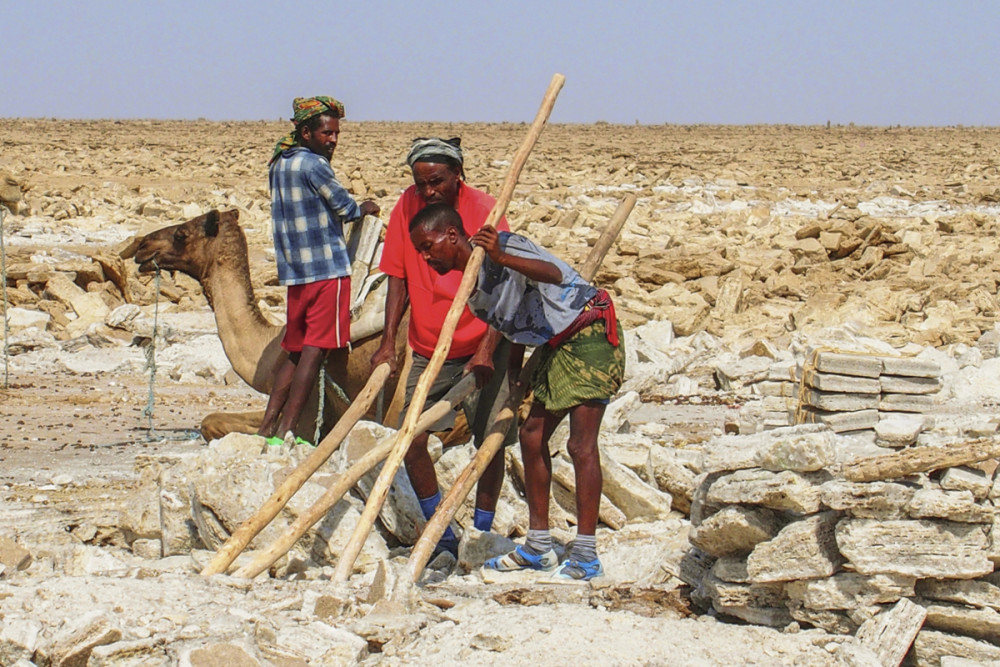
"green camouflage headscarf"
406,137,463,168
270,96,345,165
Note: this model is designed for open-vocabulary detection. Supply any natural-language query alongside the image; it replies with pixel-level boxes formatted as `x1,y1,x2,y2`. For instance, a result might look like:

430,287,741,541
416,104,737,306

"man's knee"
518,419,544,452
566,434,599,464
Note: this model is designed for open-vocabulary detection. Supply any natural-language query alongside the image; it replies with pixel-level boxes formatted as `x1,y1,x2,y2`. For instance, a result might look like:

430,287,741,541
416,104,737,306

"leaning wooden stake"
578,194,637,279
234,374,477,579
406,368,531,579
199,363,391,576
383,346,413,428
331,73,567,583
406,194,637,581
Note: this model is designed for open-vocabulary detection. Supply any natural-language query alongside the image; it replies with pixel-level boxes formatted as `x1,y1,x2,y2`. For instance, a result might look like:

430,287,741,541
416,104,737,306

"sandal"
483,545,558,572
552,558,604,581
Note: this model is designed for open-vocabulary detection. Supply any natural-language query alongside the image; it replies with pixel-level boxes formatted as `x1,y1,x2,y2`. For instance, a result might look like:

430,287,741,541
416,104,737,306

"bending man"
409,203,625,581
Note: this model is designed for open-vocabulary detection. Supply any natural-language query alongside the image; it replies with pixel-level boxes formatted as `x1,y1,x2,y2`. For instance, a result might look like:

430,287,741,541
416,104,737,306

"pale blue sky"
3,1,997,125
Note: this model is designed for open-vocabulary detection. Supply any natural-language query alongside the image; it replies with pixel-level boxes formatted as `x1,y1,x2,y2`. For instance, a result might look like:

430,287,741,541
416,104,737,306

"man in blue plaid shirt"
257,96,380,446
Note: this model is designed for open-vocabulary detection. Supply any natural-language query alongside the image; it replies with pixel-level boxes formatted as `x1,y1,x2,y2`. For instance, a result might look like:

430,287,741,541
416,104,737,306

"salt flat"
2,120,1000,665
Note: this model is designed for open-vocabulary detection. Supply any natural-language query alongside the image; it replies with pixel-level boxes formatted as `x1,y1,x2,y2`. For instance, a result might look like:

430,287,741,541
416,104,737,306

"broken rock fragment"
0,535,33,573
745,511,843,583
819,480,914,519
785,572,915,611
688,505,782,558
705,468,827,514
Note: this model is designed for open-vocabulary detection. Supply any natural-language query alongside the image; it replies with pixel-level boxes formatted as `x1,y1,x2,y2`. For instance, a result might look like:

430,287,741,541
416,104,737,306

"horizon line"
2,117,998,130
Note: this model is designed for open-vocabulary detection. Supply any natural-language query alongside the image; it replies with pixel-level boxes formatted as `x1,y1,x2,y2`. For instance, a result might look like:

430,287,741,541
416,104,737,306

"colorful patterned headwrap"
406,137,464,168
292,96,345,125
270,96,346,165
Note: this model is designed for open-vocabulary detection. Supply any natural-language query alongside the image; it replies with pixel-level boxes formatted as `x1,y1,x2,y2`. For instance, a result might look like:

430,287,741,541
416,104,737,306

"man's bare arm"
471,226,562,284
370,276,408,373
465,326,504,388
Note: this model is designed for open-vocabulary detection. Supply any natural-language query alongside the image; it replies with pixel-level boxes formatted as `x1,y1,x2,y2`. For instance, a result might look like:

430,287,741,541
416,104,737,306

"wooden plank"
331,73,567,583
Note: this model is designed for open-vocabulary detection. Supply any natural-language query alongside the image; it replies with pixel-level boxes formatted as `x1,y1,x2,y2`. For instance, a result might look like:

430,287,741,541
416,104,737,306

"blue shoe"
483,545,558,572
552,558,604,581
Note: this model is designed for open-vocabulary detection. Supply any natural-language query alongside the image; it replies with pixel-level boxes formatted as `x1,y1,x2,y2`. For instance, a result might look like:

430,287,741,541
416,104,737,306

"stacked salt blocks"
681,424,1000,666
743,351,941,443
797,351,941,446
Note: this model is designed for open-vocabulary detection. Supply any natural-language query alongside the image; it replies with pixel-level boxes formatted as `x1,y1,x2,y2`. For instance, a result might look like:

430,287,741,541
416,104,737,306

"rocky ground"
2,120,1000,666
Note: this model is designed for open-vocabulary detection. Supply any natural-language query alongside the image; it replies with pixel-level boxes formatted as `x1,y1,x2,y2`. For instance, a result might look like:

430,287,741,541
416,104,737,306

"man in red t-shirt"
371,137,512,558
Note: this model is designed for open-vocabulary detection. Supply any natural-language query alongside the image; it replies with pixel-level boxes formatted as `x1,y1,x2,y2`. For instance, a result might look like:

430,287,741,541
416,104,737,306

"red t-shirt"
380,182,509,359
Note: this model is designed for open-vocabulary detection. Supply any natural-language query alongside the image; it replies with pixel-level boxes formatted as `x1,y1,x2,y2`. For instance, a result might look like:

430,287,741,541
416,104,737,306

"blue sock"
473,508,495,532
418,491,458,550
417,491,443,520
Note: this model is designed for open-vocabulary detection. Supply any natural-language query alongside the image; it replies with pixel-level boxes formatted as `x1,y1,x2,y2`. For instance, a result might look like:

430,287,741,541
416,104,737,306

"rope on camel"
320,362,352,439
314,357,326,446
142,261,161,440
0,205,10,389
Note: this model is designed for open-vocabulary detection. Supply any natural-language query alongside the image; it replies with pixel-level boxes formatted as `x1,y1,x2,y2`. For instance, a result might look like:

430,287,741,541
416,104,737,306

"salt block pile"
120,428,458,575
118,406,675,582
744,350,942,445
681,423,1000,666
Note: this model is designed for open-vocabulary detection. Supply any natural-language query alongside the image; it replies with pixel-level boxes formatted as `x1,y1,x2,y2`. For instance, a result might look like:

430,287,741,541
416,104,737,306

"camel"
132,209,406,441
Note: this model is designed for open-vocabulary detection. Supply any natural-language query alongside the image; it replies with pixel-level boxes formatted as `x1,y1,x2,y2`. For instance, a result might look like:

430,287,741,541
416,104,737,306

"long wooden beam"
331,73,567,582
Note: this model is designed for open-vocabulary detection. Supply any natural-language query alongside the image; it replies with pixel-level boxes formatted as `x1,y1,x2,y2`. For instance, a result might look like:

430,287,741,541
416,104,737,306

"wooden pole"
578,194,636,280
406,194,637,581
383,346,413,428
232,373,477,579
331,73,567,583
406,369,531,579
199,363,391,576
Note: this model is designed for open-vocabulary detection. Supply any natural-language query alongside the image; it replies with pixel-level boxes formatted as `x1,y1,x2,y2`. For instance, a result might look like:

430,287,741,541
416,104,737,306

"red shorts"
282,277,351,352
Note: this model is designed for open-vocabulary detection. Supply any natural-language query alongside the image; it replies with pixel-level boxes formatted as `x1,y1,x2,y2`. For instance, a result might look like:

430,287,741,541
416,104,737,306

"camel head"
134,208,243,281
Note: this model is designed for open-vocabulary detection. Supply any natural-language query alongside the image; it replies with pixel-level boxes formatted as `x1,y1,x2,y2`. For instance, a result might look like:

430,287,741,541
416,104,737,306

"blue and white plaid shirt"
269,147,361,286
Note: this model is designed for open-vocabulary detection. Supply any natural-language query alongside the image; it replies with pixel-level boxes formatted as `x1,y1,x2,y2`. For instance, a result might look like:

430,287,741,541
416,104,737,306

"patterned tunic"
468,232,625,411
467,232,596,346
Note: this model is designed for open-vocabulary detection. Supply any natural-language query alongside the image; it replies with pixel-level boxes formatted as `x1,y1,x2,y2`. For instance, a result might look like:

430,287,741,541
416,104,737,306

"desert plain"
2,119,1000,665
